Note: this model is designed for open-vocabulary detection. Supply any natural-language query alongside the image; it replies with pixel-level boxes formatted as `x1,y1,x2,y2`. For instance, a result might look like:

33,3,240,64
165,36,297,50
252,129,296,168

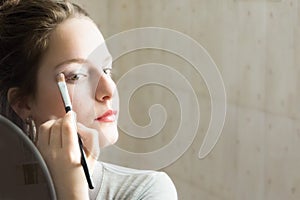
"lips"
96,110,117,122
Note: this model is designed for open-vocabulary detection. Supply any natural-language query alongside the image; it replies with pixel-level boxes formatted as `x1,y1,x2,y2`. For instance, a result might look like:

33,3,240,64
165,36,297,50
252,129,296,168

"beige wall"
72,0,300,199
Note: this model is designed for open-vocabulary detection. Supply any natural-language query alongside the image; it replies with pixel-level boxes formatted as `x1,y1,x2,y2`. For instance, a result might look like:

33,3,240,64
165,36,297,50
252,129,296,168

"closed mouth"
96,110,117,122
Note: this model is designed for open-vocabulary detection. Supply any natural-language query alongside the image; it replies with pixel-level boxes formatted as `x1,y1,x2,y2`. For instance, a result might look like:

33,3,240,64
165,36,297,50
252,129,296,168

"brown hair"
0,0,89,130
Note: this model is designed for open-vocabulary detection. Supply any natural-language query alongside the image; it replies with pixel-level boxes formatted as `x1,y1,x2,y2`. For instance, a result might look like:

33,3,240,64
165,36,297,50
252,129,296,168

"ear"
7,87,32,120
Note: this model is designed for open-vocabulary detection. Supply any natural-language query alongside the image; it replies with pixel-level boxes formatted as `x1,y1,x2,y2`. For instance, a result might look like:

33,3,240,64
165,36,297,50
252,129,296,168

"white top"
89,161,178,200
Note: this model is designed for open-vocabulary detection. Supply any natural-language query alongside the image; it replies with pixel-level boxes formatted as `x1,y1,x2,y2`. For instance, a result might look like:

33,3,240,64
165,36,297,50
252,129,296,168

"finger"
61,111,78,150
77,123,100,159
36,119,56,149
49,118,63,148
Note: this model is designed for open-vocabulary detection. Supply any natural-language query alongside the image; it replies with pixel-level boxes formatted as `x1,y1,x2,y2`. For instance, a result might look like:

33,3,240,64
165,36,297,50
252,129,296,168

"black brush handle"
78,134,94,189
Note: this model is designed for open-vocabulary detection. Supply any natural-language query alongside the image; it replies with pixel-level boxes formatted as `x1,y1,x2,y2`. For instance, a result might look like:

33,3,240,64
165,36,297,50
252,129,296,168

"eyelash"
103,68,112,77
65,73,87,82
65,68,112,82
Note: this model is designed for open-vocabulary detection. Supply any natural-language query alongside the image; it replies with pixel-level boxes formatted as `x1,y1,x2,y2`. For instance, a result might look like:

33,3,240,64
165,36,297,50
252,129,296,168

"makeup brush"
56,73,94,189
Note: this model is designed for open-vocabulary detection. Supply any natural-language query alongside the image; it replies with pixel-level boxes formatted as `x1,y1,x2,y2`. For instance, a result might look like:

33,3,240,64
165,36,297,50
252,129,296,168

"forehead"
39,17,109,72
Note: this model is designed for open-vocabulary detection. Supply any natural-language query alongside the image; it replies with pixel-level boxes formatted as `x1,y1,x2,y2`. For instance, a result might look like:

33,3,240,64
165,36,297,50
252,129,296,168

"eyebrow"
54,58,89,69
54,56,113,69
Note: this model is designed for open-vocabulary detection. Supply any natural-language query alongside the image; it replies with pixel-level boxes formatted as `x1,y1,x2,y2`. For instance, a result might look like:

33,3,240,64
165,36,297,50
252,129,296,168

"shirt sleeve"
138,172,178,200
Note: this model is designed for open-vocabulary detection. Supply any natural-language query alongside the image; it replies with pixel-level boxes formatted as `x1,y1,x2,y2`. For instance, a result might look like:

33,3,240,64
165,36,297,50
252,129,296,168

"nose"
95,73,115,102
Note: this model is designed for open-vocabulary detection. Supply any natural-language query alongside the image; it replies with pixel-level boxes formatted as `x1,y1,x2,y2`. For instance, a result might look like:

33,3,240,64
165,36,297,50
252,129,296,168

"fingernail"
71,111,77,122
70,111,78,131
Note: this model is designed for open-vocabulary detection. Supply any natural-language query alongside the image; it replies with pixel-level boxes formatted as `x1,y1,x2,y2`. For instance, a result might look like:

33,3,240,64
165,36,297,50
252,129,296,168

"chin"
98,123,119,148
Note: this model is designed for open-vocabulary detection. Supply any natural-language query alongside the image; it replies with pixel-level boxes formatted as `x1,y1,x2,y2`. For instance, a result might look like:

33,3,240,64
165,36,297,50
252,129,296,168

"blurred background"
72,0,300,199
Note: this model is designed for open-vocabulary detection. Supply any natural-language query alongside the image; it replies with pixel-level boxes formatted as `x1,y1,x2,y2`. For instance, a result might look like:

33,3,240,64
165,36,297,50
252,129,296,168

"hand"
36,111,89,200
77,122,101,172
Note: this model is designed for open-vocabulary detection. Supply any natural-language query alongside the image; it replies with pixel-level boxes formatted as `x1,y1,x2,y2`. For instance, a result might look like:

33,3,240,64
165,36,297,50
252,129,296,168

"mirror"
0,115,56,199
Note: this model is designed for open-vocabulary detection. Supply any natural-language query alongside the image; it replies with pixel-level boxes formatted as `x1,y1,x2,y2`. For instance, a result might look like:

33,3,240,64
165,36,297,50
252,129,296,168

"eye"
65,73,87,82
103,68,112,77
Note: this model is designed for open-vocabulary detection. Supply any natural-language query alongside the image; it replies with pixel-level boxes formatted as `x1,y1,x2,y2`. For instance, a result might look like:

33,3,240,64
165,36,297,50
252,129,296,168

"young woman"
0,0,177,199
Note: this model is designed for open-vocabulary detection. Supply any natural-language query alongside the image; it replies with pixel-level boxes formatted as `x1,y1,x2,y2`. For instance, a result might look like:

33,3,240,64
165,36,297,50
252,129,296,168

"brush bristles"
56,73,72,110
56,73,65,82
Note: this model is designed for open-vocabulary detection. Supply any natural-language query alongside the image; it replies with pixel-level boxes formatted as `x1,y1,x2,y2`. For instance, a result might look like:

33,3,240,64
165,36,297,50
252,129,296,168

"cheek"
69,83,95,118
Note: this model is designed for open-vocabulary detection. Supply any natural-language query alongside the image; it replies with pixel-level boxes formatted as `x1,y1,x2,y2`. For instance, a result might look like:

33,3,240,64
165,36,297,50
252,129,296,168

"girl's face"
29,17,118,147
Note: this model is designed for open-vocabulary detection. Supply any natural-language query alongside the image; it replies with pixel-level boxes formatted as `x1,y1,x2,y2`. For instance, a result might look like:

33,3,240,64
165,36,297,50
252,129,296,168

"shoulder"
100,162,178,200
138,170,178,200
